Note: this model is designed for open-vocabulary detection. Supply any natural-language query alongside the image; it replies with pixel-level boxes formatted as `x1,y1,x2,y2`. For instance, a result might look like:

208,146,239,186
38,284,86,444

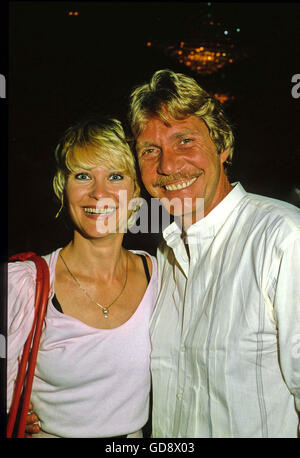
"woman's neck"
61,231,126,282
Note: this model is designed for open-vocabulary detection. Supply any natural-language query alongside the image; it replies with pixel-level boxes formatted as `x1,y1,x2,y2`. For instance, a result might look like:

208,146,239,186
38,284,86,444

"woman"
7,117,157,438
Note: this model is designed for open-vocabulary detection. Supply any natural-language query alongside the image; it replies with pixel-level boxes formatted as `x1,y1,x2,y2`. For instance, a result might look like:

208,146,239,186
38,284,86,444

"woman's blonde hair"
128,69,234,160
53,117,141,226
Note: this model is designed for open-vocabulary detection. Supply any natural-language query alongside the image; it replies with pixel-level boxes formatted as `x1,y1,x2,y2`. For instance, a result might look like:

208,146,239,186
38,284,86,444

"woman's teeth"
84,207,115,215
165,177,197,191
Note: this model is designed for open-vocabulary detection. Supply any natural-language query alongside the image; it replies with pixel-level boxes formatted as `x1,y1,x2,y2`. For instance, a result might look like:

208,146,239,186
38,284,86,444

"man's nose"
157,146,183,176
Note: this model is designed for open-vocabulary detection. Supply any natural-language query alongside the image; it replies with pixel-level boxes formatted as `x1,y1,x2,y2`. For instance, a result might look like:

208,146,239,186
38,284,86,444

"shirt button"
180,345,185,352
176,393,182,400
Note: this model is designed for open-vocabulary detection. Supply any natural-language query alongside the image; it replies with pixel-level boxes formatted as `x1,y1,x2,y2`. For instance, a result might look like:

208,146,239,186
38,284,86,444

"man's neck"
181,179,233,231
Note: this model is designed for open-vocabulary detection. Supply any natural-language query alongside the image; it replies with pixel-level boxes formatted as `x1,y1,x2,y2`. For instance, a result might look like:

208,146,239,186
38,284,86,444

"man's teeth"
165,177,197,191
84,207,115,215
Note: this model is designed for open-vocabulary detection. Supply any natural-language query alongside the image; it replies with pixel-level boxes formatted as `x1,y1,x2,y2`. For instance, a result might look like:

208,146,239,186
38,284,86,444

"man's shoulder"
240,191,300,238
244,191,299,215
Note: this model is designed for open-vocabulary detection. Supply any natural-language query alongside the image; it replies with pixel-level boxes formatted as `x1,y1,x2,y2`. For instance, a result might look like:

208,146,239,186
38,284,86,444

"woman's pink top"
8,248,157,438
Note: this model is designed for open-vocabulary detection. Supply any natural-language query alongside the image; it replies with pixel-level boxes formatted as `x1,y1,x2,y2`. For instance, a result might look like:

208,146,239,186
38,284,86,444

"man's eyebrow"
171,129,198,139
137,129,197,145
136,129,199,152
136,140,158,151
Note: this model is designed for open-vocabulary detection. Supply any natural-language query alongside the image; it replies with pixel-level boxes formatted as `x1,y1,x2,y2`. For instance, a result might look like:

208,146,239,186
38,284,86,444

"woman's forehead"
68,147,122,169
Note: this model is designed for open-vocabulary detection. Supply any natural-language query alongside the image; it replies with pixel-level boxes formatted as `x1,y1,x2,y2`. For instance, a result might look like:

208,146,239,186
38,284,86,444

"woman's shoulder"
128,248,157,261
128,249,157,277
8,259,37,334
7,248,61,328
8,257,37,289
8,248,58,281
8,247,61,285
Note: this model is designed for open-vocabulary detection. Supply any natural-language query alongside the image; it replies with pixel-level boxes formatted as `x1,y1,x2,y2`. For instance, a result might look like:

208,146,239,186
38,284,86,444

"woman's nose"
89,178,108,200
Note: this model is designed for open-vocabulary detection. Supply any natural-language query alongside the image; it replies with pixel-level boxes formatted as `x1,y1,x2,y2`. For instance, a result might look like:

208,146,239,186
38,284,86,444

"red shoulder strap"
9,252,37,262
7,252,50,438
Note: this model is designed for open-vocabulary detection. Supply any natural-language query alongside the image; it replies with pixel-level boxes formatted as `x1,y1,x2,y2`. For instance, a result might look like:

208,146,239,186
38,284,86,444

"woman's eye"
75,173,90,180
109,173,124,181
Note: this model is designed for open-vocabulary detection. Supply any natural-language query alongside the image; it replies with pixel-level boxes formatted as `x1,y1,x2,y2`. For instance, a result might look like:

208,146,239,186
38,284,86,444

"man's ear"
220,148,230,164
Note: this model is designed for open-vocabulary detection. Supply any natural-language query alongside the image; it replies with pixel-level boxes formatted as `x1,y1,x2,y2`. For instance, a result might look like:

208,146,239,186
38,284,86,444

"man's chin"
160,198,204,220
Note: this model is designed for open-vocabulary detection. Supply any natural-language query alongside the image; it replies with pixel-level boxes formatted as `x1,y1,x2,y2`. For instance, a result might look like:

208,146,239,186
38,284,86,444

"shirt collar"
163,182,247,248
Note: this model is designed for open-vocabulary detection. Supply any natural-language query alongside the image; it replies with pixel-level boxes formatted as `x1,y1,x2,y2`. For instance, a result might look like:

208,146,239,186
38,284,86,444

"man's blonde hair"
128,69,234,159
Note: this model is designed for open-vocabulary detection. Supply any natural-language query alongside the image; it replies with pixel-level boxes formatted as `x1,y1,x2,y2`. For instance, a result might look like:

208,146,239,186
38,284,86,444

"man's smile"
164,177,198,191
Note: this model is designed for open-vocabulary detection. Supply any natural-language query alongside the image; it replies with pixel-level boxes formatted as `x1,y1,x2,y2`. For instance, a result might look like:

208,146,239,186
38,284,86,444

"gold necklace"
59,251,128,318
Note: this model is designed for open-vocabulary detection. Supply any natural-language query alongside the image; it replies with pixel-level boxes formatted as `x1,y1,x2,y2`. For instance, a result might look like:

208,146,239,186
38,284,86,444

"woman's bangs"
65,144,108,172
65,144,132,177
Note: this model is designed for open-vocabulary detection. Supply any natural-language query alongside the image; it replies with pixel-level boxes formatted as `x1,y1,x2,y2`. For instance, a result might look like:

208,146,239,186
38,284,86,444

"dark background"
1,0,300,441
8,1,300,257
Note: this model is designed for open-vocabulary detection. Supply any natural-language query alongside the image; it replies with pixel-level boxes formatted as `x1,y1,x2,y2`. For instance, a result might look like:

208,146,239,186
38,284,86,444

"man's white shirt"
150,183,300,438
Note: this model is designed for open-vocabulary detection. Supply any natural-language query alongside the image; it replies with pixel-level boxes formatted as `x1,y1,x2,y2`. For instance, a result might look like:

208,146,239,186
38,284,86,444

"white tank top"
8,248,157,438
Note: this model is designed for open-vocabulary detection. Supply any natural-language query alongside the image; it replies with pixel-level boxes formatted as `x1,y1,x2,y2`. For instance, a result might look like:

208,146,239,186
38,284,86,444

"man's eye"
140,148,156,158
143,149,154,155
180,138,192,145
75,173,90,180
109,173,124,181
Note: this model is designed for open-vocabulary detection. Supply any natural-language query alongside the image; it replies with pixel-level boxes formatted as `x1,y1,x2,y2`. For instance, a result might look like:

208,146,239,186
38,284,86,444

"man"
128,69,300,437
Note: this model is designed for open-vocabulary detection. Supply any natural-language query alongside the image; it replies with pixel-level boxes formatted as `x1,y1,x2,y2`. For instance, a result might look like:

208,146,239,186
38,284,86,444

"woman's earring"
127,197,143,229
55,200,64,219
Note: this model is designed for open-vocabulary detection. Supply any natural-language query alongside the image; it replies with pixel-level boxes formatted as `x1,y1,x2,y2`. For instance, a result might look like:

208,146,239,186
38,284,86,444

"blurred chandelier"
146,5,246,77
165,40,238,76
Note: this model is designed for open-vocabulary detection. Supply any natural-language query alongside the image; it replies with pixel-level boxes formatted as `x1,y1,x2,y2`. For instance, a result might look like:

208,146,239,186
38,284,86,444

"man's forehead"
136,116,207,144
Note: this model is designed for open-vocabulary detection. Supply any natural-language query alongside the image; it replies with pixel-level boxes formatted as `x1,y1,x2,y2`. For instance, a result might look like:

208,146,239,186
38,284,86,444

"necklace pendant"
60,251,128,321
